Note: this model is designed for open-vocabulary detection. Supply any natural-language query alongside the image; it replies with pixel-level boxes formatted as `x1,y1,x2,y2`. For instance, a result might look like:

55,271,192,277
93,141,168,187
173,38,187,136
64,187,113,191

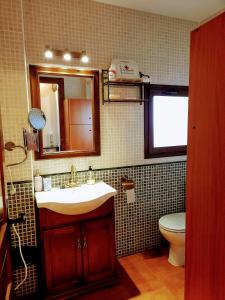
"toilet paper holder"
121,176,135,190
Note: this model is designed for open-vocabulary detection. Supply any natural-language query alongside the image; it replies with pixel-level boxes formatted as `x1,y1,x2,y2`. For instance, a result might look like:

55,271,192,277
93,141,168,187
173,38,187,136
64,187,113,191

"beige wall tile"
0,1,32,181
0,0,195,181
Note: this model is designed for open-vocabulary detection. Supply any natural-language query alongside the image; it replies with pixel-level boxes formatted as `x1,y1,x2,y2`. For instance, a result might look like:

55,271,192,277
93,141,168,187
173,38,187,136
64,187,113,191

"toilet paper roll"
126,188,135,203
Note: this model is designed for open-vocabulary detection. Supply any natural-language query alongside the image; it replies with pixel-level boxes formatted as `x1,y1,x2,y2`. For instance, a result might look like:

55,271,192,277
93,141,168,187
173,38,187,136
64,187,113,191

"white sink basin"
35,181,117,215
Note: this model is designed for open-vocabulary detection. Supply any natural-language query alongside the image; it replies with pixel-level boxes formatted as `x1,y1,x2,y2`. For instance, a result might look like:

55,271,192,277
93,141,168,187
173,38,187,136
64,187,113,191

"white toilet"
159,212,185,267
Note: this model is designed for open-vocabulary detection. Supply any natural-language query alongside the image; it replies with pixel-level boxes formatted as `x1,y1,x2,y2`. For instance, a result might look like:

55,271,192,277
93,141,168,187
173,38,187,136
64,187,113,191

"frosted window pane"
153,96,188,148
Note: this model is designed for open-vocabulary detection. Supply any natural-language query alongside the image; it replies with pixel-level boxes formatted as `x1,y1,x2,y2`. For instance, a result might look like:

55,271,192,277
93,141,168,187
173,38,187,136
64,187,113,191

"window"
144,84,188,158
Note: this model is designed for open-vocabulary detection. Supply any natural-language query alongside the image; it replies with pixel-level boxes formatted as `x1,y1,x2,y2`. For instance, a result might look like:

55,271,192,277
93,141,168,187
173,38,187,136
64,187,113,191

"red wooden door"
69,99,92,125
83,217,116,283
70,124,93,151
43,225,83,294
186,13,225,300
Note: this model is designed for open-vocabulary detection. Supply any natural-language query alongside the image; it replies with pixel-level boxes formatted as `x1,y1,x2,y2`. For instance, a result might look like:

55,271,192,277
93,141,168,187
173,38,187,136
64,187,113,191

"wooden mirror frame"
29,65,101,160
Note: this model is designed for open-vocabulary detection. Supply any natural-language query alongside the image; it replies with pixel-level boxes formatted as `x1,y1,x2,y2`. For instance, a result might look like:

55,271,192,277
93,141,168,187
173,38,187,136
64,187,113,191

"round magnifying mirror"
28,108,46,130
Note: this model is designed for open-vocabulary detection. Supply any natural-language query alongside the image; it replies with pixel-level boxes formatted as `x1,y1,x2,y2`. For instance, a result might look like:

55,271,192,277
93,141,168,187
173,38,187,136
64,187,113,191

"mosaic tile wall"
7,181,36,248
1,0,189,297
13,265,38,298
9,162,186,297
0,0,33,182
7,181,38,297
28,0,194,176
49,162,186,256
0,0,195,183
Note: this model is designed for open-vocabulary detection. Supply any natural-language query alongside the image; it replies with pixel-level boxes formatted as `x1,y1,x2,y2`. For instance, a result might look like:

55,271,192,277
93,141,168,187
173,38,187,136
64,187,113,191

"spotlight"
43,47,90,62
44,47,53,59
81,51,89,63
63,51,72,61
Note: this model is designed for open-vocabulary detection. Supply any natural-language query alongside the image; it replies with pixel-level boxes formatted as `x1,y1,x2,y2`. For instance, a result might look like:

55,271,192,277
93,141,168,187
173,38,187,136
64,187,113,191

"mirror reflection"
39,75,93,153
29,65,100,159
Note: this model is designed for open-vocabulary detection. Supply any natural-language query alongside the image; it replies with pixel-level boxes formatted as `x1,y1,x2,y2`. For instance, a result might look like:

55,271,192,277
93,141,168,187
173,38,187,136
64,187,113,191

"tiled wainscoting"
7,182,38,297
8,161,186,297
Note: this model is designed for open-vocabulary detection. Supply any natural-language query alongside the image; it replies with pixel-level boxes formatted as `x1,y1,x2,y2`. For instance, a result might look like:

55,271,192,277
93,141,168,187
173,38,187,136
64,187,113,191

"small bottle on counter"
34,169,43,192
43,177,52,191
87,166,95,185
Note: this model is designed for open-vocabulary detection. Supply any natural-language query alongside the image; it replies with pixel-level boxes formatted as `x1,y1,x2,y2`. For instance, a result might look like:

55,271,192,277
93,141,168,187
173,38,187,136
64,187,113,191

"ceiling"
94,0,225,22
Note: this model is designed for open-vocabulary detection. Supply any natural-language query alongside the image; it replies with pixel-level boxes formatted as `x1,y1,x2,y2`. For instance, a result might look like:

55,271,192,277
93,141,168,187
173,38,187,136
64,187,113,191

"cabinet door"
69,99,92,125
43,225,82,294
70,124,93,151
83,217,116,283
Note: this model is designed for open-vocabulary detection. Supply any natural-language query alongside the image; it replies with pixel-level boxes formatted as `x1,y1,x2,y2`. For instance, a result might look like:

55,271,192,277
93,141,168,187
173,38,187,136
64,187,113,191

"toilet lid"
159,212,185,232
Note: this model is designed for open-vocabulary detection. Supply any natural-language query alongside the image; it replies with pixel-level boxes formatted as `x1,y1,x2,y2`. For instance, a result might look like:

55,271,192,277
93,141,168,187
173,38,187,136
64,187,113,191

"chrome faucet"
65,165,78,187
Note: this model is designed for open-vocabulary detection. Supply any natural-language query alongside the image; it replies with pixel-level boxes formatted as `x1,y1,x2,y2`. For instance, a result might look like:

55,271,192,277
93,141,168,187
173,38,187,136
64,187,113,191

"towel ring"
4,142,28,167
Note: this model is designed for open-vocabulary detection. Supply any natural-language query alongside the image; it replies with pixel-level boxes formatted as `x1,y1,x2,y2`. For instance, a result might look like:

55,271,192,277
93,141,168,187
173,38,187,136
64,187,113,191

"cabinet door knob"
83,236,87,248
77,238,82,249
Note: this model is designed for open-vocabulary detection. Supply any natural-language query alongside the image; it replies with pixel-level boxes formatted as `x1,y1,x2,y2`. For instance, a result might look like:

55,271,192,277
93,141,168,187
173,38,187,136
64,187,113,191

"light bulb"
81,52,89,63
44,48,53,59
63,51,72,61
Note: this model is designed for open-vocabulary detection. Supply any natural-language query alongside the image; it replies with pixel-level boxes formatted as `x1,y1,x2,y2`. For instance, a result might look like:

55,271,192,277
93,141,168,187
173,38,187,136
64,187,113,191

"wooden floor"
26,250,184,300
77,249,184,300
119,250,184,300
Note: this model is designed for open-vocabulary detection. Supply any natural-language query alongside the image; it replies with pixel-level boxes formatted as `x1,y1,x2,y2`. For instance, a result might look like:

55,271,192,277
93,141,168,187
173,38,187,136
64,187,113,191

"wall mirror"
29,65,100,159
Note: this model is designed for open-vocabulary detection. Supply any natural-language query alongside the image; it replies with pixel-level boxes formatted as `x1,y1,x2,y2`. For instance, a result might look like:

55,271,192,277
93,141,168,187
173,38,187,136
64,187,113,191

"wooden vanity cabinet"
39,197,118,299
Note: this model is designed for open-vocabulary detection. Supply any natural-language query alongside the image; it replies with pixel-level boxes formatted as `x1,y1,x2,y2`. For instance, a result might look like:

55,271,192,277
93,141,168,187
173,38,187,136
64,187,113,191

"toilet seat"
159,212,185,233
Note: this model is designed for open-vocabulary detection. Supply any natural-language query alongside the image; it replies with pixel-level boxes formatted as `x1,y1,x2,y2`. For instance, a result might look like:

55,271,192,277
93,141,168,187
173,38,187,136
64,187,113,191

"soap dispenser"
87,166,95,185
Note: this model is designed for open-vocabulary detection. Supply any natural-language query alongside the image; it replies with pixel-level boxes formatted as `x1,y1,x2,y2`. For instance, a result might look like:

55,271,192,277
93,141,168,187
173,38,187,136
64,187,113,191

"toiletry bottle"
34,169,42,192
43,177,52,191
87,166,95,184
49,131,54,147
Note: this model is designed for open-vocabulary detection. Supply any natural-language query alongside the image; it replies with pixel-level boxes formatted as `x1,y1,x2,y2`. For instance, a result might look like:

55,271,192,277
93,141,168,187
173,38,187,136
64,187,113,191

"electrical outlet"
8,212,26,225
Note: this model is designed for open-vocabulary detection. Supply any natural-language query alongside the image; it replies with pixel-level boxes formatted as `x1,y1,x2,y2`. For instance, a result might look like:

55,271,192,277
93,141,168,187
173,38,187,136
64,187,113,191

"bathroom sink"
35,181,117,215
